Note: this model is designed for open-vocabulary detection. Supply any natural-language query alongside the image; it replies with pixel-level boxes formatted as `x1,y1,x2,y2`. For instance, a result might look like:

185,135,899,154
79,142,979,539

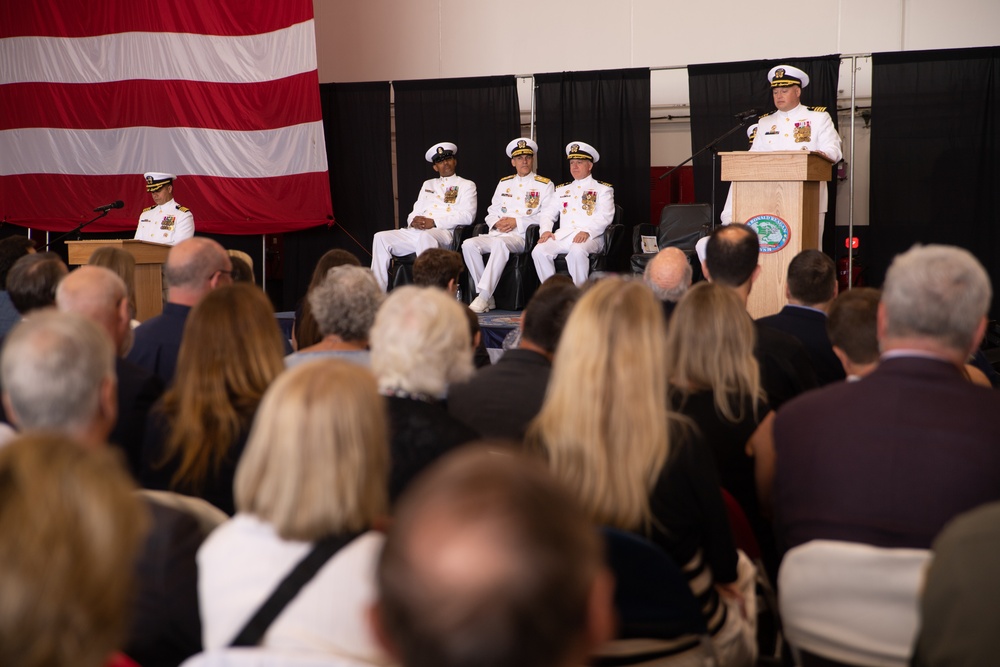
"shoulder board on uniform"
142,205,156,212
807,106,827,112
557,181,572,189
534,175,551,184
597,180,613,188
176,205,191,212
758,110,774,119
499,174,516,182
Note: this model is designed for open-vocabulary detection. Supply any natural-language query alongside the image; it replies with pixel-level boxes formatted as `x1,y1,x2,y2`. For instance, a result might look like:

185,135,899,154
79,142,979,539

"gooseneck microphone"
93,200,125,213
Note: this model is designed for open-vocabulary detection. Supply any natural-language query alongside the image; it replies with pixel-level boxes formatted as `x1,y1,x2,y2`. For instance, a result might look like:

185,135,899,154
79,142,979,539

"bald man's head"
57,266,130,352
164,237,233,305
644,247,692,303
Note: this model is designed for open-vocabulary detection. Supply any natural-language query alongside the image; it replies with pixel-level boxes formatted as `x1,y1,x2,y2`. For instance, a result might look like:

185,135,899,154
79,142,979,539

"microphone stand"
44,209,110,251
659,115,757,228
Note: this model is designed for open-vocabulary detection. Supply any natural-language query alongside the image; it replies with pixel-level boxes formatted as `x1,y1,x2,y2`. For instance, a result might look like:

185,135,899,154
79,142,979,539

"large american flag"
0,1,333,234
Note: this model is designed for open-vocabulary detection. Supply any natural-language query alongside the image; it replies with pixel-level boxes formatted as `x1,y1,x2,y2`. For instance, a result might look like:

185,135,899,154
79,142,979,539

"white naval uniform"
462,172,558,300
531,175,614,286
135,199,195,245
371,174,478,291
745,103,842,238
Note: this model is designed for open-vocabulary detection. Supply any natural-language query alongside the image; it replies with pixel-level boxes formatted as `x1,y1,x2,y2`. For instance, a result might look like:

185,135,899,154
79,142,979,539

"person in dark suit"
0,310,204,666
757,249,846,386
127,237,233,386
57,265,164,477
448,281,581,441
773,244,1000,553
703,224,819,409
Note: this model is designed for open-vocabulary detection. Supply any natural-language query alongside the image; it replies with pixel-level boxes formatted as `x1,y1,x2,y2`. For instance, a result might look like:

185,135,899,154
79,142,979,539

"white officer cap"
565,141,600,163
425,142,458,163
506,137,537,158
768,65,809,89
144,172,176,192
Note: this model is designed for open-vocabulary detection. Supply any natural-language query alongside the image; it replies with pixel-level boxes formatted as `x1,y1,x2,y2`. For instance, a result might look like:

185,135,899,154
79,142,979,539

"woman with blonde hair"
197,359,391,663
526,276,756,667
665,281,777,575
140,283,286,514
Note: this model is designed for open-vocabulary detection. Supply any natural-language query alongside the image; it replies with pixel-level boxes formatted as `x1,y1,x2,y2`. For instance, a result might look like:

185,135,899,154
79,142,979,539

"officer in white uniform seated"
531,141,615,287
135,172,195,246
370,142,478,292
464,138,558,313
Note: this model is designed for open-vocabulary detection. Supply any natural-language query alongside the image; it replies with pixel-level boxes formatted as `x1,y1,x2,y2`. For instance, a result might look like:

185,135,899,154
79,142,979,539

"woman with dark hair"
140,283,286,514
292,249,361,350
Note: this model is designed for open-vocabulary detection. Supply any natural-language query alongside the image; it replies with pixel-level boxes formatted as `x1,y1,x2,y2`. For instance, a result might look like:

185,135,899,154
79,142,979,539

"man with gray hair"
773,244,1000,553
127,237,233,384
2,311,117,446
0,308,205,666
643,246,692,319
57,266,164,474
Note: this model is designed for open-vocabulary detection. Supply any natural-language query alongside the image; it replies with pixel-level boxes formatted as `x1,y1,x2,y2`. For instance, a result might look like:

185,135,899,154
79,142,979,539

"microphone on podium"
93,200,125,213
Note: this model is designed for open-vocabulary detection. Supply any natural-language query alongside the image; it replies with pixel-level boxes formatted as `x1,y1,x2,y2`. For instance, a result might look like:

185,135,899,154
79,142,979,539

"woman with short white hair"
369,285,478,502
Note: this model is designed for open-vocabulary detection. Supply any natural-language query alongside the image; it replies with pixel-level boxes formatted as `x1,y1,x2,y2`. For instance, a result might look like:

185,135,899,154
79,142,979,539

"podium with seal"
720,150,835,318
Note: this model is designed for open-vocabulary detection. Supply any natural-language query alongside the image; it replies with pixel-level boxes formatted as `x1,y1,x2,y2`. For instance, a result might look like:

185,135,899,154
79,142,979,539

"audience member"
912,501,1000,667
773,244,1000,552
293,248,362,350
665,281,778,575
826,286,881,380
414,247,490,368
757,249,845,385
372,447,614,667
448,281,580,440
0,433,148,667
704,224,818,409
413,247,465,293
0,235,35,336
370,286,478,502
199,360,390,663
525,277,757,666
228,255,254,283
140,283,285,515
643,246,692,320
0,310,205,666
6,250,67,315
371,142,478,291
286,265,383,368
57,265,164,475
127,237,233,385
89,246,139,327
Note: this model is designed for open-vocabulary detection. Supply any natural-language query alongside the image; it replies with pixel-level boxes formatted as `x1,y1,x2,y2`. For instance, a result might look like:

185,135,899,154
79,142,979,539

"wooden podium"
67,240,171,322
720,151,834,318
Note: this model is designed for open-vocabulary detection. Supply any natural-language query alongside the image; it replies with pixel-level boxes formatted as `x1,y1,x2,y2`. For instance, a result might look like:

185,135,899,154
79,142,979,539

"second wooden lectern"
67,239,170,322
720,151,834,319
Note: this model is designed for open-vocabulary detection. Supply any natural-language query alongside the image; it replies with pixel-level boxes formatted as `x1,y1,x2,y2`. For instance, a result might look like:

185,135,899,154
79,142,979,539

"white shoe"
488,296,496,309
469,296,491,313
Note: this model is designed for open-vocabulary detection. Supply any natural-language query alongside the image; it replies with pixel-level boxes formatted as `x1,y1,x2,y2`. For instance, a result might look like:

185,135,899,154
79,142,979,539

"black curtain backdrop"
534,68,651,267
688,56,841,255
282,81,393,311
393,76,519,227
869,46,1000,316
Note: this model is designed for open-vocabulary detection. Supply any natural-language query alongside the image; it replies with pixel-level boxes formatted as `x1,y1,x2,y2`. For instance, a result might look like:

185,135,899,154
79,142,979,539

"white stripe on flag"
0,20,317,85
0,122,329,178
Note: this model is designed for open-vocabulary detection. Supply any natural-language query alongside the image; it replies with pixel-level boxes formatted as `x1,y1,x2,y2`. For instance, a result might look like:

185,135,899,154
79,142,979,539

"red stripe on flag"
0,173,334,235
1,74,323,132
0,3,313,38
